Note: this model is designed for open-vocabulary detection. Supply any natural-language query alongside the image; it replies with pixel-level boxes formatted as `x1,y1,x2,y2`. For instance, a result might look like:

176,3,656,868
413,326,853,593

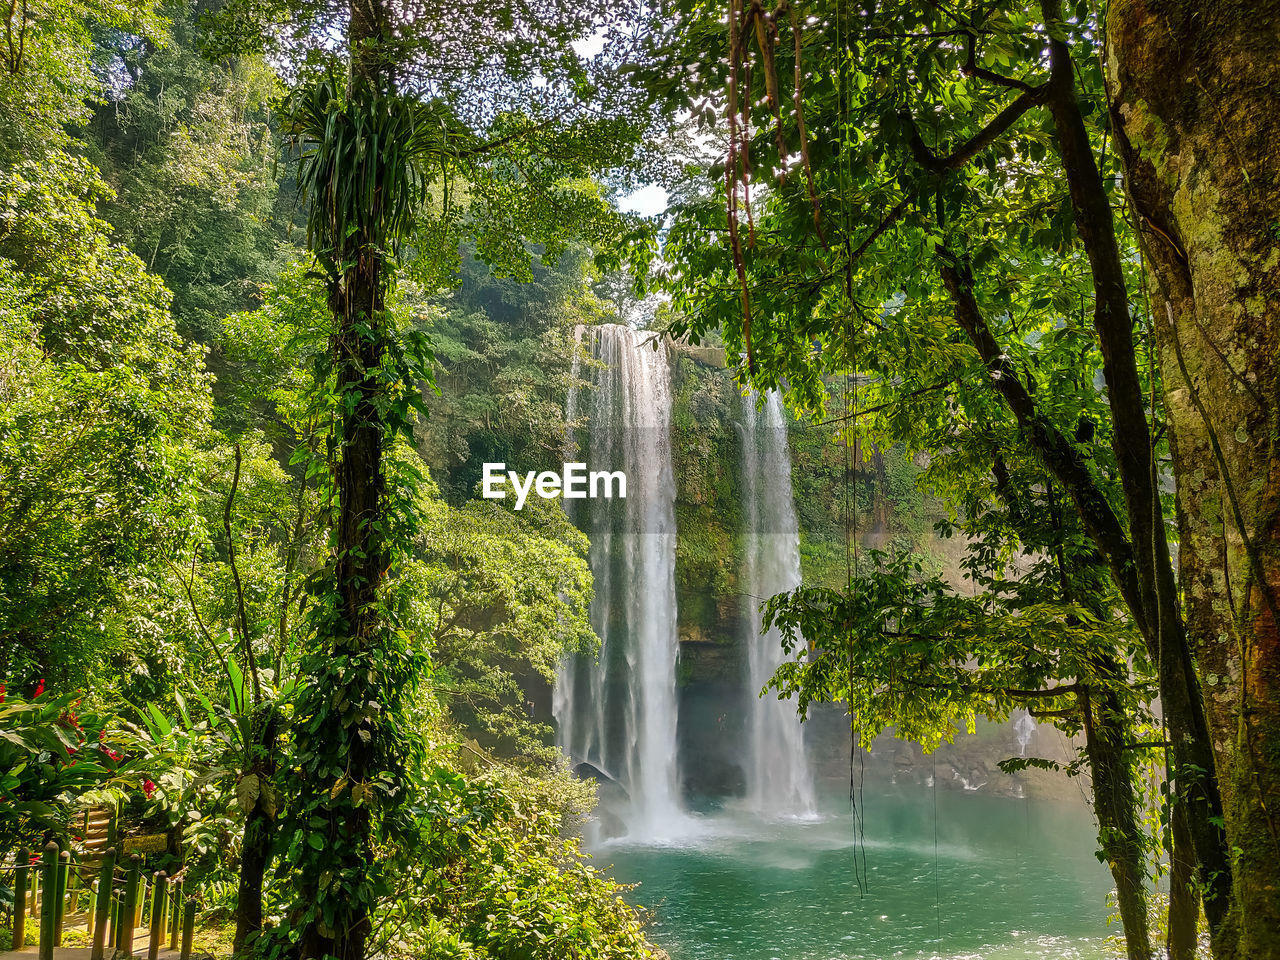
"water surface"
592,782,1114,960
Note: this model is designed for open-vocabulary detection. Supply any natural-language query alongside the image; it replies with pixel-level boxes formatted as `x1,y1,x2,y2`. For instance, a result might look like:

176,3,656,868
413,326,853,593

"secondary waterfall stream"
740,391,816,817
554,323,684,839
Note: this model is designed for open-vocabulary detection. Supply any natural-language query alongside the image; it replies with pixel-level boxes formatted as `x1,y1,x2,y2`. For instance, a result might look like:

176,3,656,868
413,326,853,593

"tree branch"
962,32,1039,93
849,195,910,263
224,444,262,708
901,82,1048,174
935,250,1152,644
813,377,955,426
1029,707,1078,719
1005,684,1081,698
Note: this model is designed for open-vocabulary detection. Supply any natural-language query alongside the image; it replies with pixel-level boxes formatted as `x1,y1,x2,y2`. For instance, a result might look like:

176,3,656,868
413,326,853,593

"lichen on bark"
1108,2,1280,955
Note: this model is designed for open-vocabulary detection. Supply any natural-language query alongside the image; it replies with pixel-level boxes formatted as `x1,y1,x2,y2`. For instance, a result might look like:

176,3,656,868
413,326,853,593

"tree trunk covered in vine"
1108,3,1280,956
234,772,277,953
297,1,391,958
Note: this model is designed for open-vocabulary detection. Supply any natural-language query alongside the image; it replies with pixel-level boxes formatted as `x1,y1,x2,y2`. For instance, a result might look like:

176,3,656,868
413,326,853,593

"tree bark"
1106,3,1280,956
1036,3,1234,948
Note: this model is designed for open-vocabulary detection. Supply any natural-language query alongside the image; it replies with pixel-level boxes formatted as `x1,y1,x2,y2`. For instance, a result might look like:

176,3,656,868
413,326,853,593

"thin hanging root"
752,1,788,177
726,0,743,246
790,3,827,248
725,0,754,372
741,55,756,248
725,127,755,375
726,0,742,249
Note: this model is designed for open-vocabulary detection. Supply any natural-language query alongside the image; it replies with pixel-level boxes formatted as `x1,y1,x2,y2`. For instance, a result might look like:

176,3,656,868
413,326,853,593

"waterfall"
740,391,816,817
554,323,685,839
1014,711,1036,757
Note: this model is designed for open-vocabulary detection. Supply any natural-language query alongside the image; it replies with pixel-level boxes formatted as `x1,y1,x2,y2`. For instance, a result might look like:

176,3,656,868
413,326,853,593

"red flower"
0,684,6,703
33,679,45,698
142,779,156,798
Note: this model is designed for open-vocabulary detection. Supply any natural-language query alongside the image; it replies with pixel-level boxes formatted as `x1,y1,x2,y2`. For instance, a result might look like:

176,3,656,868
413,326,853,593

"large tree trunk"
1036,4,1234,949
298,2,390,958
1107,3,1280,956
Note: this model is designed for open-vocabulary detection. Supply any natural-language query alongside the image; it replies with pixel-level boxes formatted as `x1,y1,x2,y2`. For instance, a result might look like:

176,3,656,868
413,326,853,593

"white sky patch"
619,183,669,217
572,28,609,59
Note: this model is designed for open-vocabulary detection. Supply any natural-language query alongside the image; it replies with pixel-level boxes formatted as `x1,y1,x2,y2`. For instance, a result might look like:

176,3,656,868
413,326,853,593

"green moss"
669,350,745,645
1119,98,1174,182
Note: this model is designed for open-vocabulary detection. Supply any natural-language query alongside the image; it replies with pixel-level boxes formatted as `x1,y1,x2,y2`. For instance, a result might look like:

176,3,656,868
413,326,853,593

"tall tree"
643,1,1263,952
1107,3,1280,955
204,3,650,957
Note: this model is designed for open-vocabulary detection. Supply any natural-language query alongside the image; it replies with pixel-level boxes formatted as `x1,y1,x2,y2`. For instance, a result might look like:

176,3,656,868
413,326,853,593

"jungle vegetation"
1,1,1277,959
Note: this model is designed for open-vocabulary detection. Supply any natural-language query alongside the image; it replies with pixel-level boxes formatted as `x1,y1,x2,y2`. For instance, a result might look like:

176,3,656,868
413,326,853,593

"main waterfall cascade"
739,391,817,817
554,323,685,839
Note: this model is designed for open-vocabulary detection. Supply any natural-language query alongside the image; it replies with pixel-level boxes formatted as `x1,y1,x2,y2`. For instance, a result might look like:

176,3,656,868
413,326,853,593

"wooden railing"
3,844,197,959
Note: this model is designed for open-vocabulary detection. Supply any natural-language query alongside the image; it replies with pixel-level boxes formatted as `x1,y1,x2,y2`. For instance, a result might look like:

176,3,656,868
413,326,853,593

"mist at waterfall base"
554,325,1114,958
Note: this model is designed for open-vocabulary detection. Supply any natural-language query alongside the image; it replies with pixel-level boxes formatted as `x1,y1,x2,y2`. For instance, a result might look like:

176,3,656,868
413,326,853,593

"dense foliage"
2,1,1277,959
0,2,659,958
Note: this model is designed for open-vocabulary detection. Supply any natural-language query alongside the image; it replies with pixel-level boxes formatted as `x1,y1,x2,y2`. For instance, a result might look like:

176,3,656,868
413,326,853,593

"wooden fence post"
53,850,69,946
147,872,166,960
91,848,115,960
179,900,196,960
112,885,121,957
120,853,141,956
13,848,29,950
168,882,181,951
38,842,56,960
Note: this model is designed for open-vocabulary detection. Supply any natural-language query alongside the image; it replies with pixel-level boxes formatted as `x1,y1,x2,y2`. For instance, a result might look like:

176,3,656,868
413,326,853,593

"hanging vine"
724,0,826,375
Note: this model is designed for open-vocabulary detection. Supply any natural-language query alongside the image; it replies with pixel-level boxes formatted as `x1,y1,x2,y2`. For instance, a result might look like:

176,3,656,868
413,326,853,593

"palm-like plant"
285,74,465,274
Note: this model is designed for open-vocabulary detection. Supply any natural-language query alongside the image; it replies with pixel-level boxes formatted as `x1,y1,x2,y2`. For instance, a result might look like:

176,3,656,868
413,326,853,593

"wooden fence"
3,843,197,959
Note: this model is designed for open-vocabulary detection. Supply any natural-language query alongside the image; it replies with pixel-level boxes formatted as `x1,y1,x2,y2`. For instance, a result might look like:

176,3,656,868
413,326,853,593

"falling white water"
554,323,685,839
740,391,816,817
1014,711,1037,757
